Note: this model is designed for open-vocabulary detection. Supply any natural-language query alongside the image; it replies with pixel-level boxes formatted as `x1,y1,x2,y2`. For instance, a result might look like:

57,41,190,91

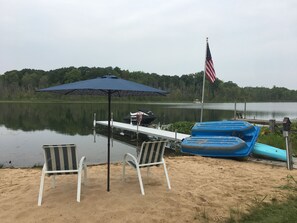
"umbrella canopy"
37,75,167,191
38,75,166,96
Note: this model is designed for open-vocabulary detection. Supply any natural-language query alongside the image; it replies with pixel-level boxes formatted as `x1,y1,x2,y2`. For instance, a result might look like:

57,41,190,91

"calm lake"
1,102,297,167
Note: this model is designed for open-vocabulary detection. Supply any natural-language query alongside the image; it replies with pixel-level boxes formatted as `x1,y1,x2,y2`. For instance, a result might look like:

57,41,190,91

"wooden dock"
234,118,283,125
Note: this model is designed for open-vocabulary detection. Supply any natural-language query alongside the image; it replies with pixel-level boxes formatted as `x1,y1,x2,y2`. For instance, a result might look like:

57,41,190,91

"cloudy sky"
0,0,296,89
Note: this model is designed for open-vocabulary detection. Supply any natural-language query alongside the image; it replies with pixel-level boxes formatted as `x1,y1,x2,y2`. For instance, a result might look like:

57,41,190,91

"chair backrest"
43,144,78,175
138,141,167,166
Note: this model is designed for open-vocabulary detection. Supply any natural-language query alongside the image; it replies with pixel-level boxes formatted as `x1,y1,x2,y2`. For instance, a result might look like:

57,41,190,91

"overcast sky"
0,0,296,89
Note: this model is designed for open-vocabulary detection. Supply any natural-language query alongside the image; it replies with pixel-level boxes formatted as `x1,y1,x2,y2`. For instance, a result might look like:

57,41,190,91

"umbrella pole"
107,92,111,191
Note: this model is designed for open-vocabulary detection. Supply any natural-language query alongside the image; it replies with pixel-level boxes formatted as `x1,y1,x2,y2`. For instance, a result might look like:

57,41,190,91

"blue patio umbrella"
37,75,167,191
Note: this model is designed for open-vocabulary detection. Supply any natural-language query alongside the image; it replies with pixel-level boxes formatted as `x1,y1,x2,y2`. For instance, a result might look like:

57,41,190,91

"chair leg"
77,170,82,202
136,166,145,195
163,161,171,190
82,164,87,185
84,164,87,179
38,165,46,206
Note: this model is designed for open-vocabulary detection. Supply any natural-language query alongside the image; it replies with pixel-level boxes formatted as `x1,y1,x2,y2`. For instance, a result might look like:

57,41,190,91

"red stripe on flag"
205,43,216,83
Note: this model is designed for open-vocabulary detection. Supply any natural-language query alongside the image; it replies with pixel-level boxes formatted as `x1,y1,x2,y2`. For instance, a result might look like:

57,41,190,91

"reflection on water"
0,126,137,167
165,102,297,121
1,102,297,167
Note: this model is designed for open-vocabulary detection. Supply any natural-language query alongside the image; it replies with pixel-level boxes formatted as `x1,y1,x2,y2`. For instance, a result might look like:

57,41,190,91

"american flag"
205,42,216,83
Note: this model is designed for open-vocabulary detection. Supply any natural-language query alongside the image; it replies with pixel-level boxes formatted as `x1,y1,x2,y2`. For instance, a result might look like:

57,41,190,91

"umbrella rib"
101,90,119,95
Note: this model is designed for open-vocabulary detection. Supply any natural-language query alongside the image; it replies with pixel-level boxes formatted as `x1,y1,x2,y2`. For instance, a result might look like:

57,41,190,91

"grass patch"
167,121,195,134
278,175,297,192
225,195,297,223
226,175,297,223
194,207,210,222
228,205,244,223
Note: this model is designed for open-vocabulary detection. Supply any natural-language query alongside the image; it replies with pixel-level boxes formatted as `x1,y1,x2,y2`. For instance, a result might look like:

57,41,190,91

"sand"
0,156,296,223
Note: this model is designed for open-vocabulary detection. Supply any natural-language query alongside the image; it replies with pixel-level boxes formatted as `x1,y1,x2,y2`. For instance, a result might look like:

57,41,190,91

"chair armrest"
123,153,138,164
78,156,86,171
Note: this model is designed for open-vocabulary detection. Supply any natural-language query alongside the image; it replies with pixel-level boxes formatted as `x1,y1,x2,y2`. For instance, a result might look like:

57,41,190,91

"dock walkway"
95,121,190,141
234,118,283,125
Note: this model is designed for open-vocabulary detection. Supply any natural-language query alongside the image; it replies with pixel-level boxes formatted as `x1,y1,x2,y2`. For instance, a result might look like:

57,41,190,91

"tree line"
0,66,297,102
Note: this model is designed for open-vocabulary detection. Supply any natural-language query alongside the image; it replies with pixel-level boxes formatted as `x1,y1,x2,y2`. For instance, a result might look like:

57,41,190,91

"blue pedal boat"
191,121,256,137
181,121,261,158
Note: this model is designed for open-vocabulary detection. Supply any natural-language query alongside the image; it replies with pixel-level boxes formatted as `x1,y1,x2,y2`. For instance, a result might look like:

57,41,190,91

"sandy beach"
0,156,296,223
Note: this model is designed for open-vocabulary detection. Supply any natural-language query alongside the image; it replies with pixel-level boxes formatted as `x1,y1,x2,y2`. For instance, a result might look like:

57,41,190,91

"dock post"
93,113,97,127
244,101,247,119
234,101,237,119
283,117,293,170
269,119,276,133
93,128,96,143
136,123,140,156
93,113,97,143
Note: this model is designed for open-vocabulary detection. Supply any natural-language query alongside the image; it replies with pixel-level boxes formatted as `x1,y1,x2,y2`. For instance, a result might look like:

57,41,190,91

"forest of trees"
0,66,297,102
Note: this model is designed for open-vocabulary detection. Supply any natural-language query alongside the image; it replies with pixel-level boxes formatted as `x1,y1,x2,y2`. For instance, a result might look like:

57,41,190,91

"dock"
234,118,283,125
95,121,190,141
95,120,296,169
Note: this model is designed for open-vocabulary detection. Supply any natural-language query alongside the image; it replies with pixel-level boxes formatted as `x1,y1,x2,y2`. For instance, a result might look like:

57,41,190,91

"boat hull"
123,116,156,125
181,121,261,158
123,109,156,126
252,142,286,161
192,121,255,136
181,136,252,157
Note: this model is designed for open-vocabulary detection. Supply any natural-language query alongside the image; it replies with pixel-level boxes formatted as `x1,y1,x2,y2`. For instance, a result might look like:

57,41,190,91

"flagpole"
200,37,208,122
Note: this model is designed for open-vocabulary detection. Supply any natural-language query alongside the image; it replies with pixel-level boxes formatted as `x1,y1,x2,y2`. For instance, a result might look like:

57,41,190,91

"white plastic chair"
37,144,87,206
123,140,171,195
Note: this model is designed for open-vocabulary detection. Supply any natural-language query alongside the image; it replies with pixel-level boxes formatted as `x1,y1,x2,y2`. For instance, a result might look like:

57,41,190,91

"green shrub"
258,125,297,155
257,127,286,149
168,121,195,134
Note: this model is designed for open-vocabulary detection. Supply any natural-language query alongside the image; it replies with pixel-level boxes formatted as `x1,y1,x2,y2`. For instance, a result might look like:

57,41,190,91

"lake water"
1,102,297,167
